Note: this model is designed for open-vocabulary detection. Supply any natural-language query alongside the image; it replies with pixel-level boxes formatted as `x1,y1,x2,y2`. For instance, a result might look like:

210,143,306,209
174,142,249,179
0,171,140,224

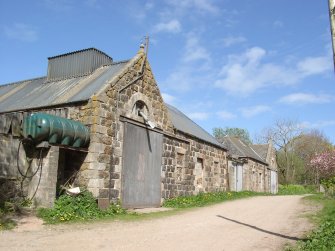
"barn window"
132,100,148,117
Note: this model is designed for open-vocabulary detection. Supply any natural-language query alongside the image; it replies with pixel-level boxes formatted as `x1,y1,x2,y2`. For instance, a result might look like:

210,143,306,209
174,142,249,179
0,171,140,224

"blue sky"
1,0,335,143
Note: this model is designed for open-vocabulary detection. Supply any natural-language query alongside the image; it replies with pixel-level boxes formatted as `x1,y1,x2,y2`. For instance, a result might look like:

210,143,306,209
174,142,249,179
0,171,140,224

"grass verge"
163,191,268,208
287,194,335,250
38,190,268,224
277,184,317,195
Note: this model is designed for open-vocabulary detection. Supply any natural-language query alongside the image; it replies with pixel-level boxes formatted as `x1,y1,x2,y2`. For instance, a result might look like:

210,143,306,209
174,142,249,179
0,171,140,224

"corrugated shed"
0,61,128,113
47,48,113,81
166,104,225,149
223,136,267,164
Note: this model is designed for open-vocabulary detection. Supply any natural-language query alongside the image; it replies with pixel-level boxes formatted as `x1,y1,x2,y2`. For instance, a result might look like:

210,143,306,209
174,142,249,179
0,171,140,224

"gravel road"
0,195,316,251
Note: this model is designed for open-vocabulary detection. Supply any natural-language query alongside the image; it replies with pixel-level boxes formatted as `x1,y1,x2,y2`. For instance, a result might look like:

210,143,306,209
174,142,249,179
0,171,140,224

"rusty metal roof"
166,104,225,149
0,61,129,113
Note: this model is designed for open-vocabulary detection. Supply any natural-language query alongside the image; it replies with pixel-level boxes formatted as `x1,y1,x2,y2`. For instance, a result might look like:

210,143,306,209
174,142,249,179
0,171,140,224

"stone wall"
161,132,228,200
0,49,231,207
242,159,267,192
0,132,61,207
77,50,176,203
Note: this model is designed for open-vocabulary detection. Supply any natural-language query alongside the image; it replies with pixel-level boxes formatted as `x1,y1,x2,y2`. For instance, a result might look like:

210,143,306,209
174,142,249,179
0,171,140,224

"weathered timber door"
122,122,163,208
270,170,277,194
235,164,243,192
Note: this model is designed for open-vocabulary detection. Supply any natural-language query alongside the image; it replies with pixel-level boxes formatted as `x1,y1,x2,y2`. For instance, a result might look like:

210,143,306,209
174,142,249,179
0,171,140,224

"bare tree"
258,119,303,184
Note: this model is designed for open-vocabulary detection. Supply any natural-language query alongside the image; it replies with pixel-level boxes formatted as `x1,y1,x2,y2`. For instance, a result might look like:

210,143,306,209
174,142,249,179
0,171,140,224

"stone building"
223,136,278,194
0,46,228,208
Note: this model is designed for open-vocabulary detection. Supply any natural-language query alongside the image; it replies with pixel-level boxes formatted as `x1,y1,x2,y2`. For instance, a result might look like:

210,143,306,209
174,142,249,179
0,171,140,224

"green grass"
163,191,268,208
38,190,268,224
277,184,317,195
287,194,335,250
37,190,131,224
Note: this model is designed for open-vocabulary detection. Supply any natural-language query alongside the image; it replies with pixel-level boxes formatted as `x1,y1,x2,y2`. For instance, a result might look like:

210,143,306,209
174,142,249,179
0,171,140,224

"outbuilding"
0,45,229,208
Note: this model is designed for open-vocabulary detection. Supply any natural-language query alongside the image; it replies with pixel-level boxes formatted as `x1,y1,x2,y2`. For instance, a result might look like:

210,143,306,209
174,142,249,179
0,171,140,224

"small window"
132,100,149,118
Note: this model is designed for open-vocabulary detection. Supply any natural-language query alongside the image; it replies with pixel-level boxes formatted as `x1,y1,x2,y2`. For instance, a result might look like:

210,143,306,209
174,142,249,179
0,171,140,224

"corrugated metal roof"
0,61,129,113
166,104,225,149
223,136,267,164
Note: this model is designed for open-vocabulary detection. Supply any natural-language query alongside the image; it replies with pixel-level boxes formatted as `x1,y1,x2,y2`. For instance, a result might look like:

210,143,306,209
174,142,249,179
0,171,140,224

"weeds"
38,190,128,224
277,184,317,195
288,194,335,250
163,191,268,208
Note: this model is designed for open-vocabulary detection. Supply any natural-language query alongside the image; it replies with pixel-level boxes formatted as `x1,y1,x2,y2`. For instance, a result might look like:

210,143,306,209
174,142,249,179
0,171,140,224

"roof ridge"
226,136,246,156
48,47,113,61
249,145,266,161
0,76,46,88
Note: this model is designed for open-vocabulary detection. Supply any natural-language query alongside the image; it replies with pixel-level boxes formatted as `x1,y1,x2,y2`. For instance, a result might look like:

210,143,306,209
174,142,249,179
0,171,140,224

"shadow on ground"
216,215,307,241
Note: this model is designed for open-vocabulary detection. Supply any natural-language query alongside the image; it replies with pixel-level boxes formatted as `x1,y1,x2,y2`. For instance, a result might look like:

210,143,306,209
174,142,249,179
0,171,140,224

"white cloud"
161,34,212,92
279,93,334,105
3,23,38,42
300,120,335,129
130,1,154,21
215,47,332,96
216,110,236,120
153,19,181,33
165,0,219,14
188,112,209,120
297,56,333,76
221,35,246,47
183,34,211,62
162,93,176,104
239,105,271,118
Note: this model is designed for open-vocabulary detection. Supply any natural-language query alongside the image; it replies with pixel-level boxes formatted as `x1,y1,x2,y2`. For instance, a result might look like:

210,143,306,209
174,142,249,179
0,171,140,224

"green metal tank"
22,113,90,148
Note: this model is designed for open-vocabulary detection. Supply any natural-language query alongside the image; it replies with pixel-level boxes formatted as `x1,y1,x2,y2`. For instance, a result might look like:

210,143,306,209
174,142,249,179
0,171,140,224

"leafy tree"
292,130,332,184
213,127,252,144
310,150,335,180
258,120,333,185
310,150,335,196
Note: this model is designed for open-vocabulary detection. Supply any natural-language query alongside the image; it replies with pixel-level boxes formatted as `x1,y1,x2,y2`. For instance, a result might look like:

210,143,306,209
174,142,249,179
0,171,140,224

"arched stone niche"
124,93,155,125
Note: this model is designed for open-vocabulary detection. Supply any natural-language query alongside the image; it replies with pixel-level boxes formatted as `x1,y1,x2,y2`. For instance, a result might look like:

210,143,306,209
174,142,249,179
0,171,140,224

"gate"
121,122,163,208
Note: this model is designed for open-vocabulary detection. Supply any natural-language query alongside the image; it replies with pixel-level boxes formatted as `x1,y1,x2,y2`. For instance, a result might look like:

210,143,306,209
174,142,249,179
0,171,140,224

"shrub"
38,190,127,224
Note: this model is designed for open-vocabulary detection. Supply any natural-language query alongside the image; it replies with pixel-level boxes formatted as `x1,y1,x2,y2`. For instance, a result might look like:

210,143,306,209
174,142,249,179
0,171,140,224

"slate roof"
251,144,269,160
222,136,267,164
166,104,225,149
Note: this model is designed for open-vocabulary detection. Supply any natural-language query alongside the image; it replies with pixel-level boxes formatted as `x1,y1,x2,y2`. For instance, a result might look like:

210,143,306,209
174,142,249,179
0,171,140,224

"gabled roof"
0,47,225,149
166,104,225,149
251,144,269,160
0,61,128,113
222,136,267,164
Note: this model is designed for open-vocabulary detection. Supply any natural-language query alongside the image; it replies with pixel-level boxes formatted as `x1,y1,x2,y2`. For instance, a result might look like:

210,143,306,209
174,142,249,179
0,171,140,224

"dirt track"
0,195,316,251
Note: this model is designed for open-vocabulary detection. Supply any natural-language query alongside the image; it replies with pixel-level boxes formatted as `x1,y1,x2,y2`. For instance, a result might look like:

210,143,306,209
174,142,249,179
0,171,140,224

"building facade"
0,46,229,208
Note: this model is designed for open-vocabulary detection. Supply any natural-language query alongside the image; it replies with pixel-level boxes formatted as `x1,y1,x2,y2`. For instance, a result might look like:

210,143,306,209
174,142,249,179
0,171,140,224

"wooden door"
122,122,163,208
